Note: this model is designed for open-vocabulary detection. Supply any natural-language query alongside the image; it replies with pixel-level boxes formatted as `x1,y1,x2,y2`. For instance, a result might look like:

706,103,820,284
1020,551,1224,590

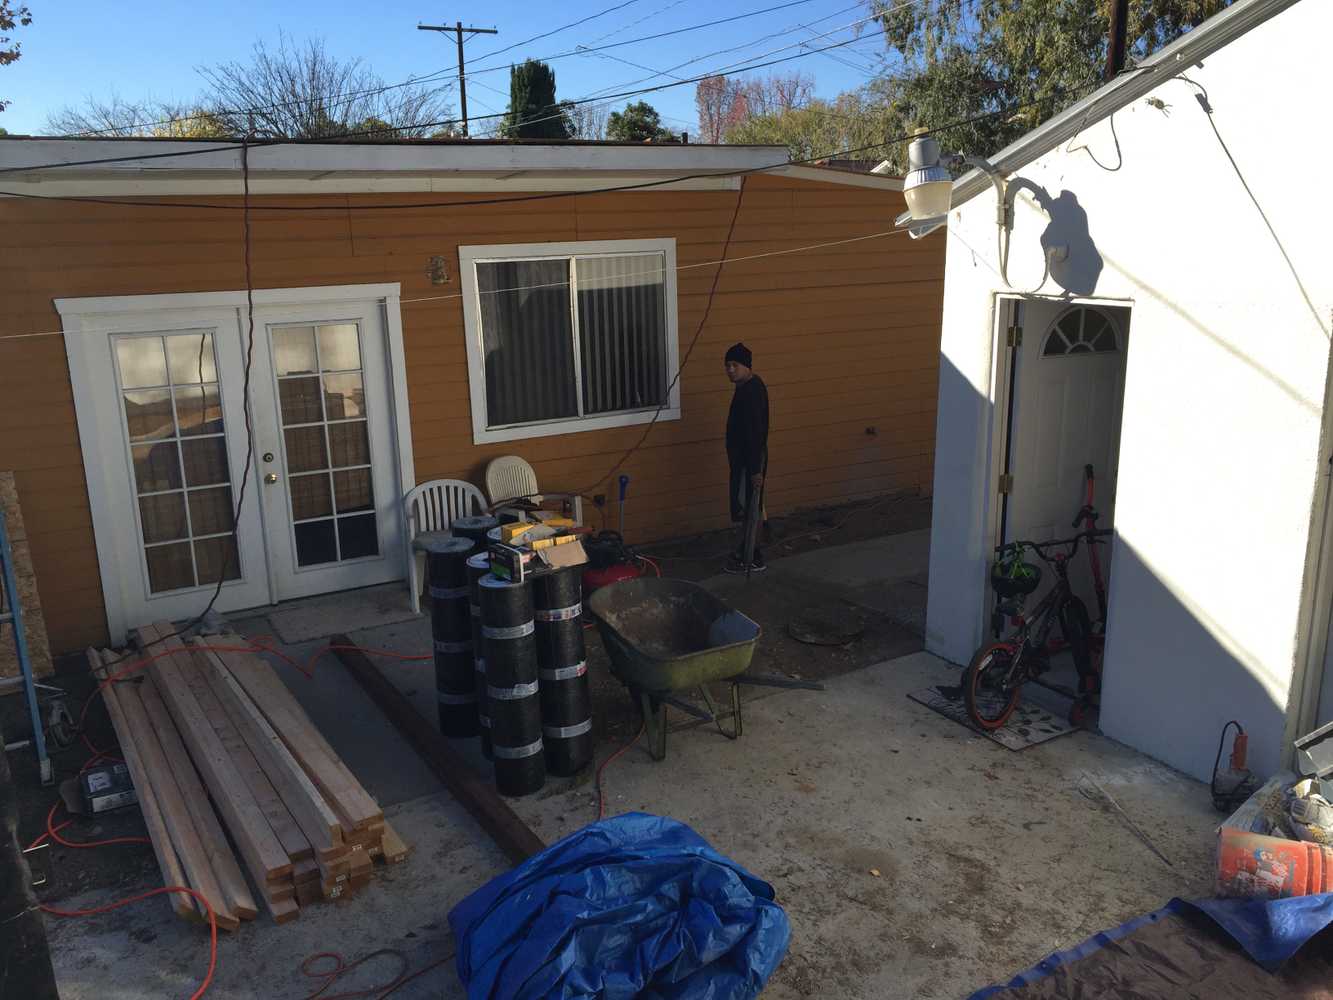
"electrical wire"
597,721,646,819
462,1,645,68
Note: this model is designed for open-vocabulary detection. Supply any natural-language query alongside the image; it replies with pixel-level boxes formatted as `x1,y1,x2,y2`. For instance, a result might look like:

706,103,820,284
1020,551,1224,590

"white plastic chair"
484,456,583,526
404,478,486,613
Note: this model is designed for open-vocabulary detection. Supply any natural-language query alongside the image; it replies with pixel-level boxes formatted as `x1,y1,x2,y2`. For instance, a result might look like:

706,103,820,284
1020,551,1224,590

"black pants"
729,461,764,561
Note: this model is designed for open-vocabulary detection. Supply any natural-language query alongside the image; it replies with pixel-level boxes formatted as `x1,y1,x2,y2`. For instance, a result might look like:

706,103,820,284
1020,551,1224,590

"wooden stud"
137,676,258,922
87,649,195,922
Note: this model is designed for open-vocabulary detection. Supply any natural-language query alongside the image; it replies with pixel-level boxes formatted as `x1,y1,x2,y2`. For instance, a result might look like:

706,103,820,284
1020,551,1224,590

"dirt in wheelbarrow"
584,498,930,746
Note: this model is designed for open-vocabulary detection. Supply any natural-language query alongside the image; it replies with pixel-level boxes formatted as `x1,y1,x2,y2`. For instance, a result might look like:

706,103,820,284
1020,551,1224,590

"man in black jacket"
724,342,769,573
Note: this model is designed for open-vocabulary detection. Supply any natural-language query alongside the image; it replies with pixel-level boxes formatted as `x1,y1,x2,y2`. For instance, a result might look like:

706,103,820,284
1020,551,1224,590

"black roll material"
467,553,493,760
533,565,593,777
424,535,477,738
480,574,544,796
452,514,499,553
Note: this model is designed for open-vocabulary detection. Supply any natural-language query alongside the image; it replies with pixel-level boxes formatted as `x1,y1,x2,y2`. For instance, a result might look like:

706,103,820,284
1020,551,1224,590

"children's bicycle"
964,528,1112,731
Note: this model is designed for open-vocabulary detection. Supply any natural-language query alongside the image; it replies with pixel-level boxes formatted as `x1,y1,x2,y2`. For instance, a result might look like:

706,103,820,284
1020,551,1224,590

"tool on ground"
1078,773,1174,869
78,761,138,814
1212,720,1259,812
0,506,52,784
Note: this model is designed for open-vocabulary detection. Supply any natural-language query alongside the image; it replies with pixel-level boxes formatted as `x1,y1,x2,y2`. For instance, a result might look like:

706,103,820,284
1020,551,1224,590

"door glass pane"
333,468,373,513
290,473,333,520
132,443,183,493
116,337,168,389
279,377,323,425
273,320,378,568
175,384,223,436
181,437,229,487
284,427,328,473
114,329,239,594
337,514,378,559
323,374,365,419
124,389,175,442
139,493,189,543
295,520,338,566
272,326,318,376
188,486,234,536
145,542,194,593
328,421,369,468
476,259,577,426
166,333,218,384
317,324,361,372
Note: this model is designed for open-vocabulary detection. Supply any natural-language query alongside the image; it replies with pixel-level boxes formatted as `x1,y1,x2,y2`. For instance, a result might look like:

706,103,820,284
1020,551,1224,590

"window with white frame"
459,239,680,444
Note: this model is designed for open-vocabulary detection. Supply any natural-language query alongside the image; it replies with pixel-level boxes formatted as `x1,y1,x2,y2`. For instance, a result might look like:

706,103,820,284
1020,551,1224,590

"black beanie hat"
725,342,753,368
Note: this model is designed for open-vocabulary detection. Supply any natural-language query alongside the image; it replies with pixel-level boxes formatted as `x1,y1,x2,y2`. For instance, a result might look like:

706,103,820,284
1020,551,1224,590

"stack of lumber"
87,623,409,928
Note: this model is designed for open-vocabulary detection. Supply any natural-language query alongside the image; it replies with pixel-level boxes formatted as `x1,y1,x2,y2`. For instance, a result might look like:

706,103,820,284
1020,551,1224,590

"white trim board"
458,238,682,446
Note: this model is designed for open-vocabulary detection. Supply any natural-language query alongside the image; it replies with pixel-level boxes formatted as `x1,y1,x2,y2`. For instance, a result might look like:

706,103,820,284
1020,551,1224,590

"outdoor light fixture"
898,129,1008,239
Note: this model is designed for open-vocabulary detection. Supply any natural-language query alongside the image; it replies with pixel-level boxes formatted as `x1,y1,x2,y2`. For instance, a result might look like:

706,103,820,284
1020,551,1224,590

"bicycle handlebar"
997,528,1111,558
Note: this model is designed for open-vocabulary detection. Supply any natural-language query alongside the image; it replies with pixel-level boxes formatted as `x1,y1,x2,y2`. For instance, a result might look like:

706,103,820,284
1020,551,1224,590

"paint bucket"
480,574,544,797
532,565,592,777
1216,827,1333,898
466,552,493,760
423,534,478,738
452,514,499,554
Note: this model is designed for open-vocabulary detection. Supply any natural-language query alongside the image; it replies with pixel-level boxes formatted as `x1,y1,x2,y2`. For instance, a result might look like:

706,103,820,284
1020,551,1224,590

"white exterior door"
60,284,412,643
1004,301,1130,612
249,301,403,601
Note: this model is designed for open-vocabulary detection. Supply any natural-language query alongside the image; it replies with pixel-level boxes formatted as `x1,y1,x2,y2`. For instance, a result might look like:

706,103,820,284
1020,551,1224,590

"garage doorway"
992,296,1132,710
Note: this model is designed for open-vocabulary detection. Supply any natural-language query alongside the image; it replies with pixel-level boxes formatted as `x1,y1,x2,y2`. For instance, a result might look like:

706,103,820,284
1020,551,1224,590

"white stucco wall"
926,0,1333,780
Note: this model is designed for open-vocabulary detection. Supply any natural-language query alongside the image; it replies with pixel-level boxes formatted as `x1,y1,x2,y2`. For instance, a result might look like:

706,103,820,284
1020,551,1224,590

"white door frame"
58,283,416,644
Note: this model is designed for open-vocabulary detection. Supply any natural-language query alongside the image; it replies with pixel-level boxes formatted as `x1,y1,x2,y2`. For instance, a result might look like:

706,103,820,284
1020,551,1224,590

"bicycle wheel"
964,642,1021,730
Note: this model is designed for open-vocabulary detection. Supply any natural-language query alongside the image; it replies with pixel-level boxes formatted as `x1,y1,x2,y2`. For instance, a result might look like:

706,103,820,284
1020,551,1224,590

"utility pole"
1104,0,1129,82
418,21,498,138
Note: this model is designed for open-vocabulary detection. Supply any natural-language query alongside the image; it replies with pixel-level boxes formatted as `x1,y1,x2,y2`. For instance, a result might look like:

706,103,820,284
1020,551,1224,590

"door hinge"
1006,325,1023,348
998,474,1014,494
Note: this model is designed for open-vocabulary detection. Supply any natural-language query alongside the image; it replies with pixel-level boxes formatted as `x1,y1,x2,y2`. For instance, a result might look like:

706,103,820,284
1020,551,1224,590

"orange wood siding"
0,172,943,652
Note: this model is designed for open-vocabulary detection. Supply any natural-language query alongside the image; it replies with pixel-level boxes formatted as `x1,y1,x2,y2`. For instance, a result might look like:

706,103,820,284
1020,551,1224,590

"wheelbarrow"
588,577,820,760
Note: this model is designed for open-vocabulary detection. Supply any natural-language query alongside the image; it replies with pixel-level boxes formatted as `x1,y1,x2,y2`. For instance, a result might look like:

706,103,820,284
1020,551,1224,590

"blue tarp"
969,892,1333,997
449,813,791,1000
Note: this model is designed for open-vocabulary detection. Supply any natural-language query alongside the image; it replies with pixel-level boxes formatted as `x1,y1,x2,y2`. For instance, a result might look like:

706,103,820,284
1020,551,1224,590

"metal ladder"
0,507,50,785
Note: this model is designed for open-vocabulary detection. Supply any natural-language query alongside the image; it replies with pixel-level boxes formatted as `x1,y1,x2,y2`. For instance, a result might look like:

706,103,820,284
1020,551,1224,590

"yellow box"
500,522,536,543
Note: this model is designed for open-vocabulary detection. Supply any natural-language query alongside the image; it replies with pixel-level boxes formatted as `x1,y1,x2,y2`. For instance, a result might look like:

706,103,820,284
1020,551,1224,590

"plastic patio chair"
404,478,486,613
484,456,583,526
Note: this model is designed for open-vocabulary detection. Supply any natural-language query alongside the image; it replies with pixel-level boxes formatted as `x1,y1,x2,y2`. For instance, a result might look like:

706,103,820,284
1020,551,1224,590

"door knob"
264,472,278,484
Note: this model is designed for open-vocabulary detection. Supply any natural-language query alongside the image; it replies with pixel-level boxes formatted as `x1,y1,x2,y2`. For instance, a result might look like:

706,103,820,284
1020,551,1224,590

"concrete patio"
39,529,1221,999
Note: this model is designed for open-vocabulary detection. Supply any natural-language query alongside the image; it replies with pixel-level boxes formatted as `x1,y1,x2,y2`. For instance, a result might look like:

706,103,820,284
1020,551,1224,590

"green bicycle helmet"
991,546,1042,598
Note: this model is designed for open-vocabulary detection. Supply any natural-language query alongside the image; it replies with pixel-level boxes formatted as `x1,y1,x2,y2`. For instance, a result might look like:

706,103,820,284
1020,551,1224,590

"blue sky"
0,0,892,136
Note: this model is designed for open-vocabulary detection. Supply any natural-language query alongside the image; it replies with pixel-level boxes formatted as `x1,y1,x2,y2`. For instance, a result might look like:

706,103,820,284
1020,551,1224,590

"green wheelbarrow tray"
587,578,762,760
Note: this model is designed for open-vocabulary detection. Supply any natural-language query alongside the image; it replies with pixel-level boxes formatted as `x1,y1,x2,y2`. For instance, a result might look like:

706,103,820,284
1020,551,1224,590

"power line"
463,1,644,68
417,22,499,137
584,0,698,47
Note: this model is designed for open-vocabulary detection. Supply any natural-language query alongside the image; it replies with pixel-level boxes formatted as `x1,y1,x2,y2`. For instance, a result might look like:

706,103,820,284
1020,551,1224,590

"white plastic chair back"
405,479,486,536
485,456,541,506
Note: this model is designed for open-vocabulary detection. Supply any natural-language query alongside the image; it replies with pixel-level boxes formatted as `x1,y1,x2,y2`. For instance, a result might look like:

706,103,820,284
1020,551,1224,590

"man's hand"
751,473,764,490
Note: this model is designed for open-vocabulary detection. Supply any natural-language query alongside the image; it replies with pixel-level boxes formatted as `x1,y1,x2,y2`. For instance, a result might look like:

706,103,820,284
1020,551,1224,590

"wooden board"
211,640,382,830
172,644,313,868
88,649,194,922
270,896,300,925
137,676,258,922
193,642,343,855
377,821,411,865
329,638,544,865
114,681,240,932
135,626,293,888
0,472,53,680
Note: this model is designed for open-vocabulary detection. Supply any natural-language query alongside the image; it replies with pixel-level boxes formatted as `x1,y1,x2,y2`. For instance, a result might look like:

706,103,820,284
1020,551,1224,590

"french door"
61,285,409,643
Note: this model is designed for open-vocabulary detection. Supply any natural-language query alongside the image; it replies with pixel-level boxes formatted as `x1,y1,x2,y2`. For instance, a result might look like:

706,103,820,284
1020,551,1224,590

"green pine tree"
501,59,572,140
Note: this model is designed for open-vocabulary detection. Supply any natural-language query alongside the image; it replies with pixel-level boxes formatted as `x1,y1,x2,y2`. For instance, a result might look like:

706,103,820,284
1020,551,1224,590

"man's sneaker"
725,554,767,574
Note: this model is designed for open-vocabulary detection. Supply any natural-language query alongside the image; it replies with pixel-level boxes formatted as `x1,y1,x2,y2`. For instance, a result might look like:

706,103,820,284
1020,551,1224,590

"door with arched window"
1004,301,1131,616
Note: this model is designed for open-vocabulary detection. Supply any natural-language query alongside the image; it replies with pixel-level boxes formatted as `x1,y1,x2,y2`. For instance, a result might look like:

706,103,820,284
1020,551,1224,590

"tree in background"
695,75,749,143
725,89,893,161
560,101,608,141
0,1,32,113
865,0,1233,172
500,59,571,140
46,35,453,138
606,100,674,143
696,71,813,143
